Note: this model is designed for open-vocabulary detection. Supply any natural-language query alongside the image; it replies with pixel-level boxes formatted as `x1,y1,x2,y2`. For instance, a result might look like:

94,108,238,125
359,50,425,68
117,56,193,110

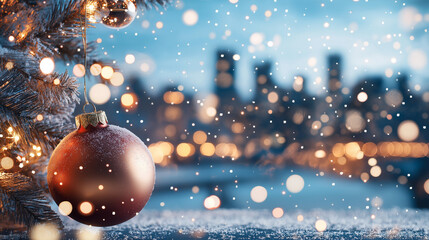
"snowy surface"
57,209,429,239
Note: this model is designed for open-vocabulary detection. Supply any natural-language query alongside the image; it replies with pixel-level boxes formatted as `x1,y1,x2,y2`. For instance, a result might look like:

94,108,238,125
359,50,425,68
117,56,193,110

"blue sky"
85,0,429,99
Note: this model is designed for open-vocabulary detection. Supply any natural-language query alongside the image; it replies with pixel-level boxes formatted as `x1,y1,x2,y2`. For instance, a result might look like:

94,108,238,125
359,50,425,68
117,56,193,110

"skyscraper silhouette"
214,50,238,113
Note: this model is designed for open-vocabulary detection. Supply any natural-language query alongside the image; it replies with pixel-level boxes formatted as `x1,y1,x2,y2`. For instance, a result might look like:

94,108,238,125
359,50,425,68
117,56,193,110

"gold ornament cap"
75,111,108,129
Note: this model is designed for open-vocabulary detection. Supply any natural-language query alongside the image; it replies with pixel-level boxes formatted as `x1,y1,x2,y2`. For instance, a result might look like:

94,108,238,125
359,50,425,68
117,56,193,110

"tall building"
214,50,238,112
327,54,342,94
254,61,275,102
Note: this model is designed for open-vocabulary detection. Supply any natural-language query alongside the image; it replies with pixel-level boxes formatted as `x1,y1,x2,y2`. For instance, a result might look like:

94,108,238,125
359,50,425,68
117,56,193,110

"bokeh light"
121,93,135,107
397,120,419,142
30,223,60,240
286,174,305,193
125,54,135,64
177,143,195,157
101,66,114,79
1,156,14,170
408,49,427,70
110,72,124,86
272,207,284,218
163,91,185,104
183,9,199,26
370,166,382,177
315,219,327,232
200,143,215,156
73,64,85,78
89,83,111,105
40,57,55,74
424,179,429,195
90,64,102,76
76,227,103,240
79,201,93,215
204,195,221,210
58,201,73,216
357,92,368,103
193,131,207,144
250,186,267,203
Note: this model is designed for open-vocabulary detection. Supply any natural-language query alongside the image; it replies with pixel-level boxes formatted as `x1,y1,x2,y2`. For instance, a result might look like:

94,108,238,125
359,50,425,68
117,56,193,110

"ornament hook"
82,102,97,113
81,0,94,112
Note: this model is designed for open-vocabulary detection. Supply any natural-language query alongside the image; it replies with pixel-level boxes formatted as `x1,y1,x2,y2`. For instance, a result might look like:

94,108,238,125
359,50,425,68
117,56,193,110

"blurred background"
65,0,429,212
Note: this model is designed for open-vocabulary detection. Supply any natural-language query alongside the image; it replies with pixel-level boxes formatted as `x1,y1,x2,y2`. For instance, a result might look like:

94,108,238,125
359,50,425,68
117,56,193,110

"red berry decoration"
47,111,155,226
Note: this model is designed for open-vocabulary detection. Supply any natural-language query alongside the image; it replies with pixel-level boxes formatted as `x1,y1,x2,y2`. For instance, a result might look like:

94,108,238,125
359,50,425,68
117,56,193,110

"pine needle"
0,172,63,228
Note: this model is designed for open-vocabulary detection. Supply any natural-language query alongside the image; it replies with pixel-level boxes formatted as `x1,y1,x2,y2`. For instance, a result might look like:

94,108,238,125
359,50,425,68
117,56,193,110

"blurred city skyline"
78,0,429,100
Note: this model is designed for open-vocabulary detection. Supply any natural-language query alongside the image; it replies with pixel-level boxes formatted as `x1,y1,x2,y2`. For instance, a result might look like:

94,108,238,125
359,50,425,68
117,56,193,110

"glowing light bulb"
40,57,55,74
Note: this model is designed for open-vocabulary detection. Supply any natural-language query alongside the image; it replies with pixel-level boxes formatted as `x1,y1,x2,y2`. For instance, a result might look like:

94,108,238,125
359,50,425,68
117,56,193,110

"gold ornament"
92,0,137,29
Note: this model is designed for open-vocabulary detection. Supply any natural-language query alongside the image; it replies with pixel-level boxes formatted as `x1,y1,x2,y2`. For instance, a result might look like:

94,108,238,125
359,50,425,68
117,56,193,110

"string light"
40,57,55,74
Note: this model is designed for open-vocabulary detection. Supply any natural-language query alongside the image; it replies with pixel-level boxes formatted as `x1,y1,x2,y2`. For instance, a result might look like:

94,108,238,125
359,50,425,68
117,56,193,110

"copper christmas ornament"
47,111,155,226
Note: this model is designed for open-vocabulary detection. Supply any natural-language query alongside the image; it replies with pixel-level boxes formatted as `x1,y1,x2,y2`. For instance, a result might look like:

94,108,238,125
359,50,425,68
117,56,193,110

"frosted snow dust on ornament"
47,111,155,226
93,0,137,29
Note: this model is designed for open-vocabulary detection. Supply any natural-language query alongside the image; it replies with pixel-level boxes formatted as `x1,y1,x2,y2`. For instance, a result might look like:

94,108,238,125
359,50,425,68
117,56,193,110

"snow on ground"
57,209,429,239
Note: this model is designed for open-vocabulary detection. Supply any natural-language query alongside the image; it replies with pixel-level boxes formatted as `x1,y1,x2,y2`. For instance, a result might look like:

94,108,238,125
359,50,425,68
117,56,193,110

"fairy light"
40,57,55,74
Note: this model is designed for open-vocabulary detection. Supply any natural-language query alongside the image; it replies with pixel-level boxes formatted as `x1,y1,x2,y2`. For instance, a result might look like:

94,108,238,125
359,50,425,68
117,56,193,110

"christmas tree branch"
0,70,76,152
135,0,170,9
0,172,63,228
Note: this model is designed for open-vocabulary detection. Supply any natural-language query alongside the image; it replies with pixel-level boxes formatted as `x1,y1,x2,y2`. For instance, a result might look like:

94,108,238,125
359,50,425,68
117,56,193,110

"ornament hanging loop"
82,102,97,113
81,0,94,112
